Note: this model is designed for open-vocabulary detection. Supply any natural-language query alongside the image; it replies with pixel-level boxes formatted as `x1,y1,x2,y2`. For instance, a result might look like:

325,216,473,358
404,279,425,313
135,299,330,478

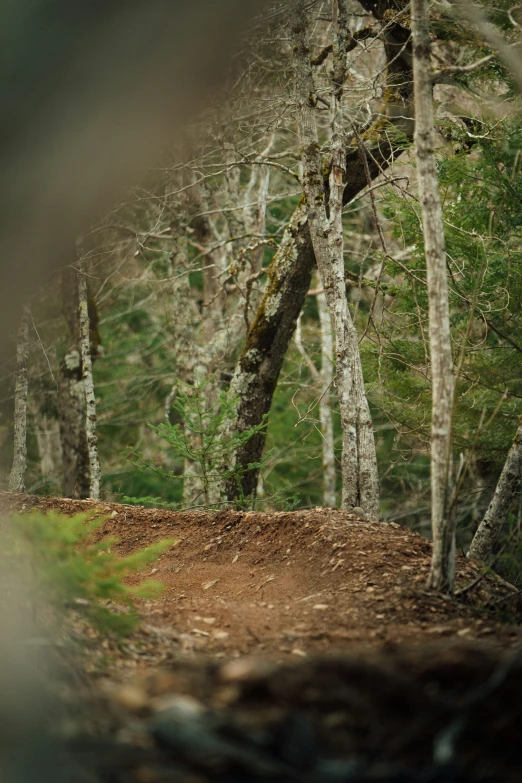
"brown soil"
3,493,522,782
3,492,520,662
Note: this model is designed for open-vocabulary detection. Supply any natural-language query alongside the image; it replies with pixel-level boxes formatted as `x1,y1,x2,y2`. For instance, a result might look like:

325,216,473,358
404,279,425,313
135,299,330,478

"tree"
294,282,337,507
219,0,415,506
293,0,379,519
412,0,455,591
317,289,336,507
467,416,522,565
8,304,31,492
58,263,102,499
78,254,102,500
58,267,90,498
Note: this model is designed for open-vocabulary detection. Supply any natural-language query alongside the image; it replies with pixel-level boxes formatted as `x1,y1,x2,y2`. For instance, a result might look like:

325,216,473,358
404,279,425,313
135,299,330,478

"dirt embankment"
3,493,520,661
3,493,522,782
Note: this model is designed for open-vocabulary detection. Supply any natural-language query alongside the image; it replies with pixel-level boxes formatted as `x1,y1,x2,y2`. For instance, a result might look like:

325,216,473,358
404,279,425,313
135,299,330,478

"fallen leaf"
255,575,275,592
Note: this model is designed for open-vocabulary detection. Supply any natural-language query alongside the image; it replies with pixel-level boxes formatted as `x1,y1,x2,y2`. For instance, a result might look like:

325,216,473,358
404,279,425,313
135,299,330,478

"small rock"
219,657,274,682
313,604,329,610
150,693,206,717
112,683,149,713
213,630,229,640
292,648,307,657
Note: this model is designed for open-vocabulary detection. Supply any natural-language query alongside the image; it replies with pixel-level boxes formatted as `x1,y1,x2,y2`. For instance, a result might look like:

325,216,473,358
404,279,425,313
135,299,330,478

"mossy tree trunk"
293,0,379,519
9,303,31,492
412,0,456,592
58,267,89,498
58,261,102,499
222,200,317,501
221,0,414,506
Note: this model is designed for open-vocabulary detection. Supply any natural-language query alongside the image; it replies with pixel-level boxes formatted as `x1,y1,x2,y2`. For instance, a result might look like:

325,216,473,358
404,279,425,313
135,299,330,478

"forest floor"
3,492,521,664
3,492,522,781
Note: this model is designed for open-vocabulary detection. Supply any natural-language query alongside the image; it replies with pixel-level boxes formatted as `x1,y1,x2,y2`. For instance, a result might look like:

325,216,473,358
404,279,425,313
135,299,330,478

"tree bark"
412,0,456,592
294,290,336,506
8,304,31,492
293,0,379,519
468,417,522,564
222,200,317,500
317,288,337,507
58,267,90,498
35,412,62,481
78,255,102,500
222,0,414,504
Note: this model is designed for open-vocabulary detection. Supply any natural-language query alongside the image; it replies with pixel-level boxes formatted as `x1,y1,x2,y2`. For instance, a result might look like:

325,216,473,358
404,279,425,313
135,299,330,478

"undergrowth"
3,511,175,635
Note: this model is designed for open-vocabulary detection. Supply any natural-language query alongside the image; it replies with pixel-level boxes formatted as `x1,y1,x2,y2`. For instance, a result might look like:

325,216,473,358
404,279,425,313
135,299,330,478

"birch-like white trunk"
35,412,62,479
9,304,30,492
294,297,336,507
77,256,101,500
293,0,379,520
412,0,455,592
317,289,336,507
468,417,522,564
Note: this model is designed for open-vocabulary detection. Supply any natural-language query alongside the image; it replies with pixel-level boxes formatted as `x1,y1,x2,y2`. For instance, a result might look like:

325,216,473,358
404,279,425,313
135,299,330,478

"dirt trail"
3,493,522,781
3,493,520,661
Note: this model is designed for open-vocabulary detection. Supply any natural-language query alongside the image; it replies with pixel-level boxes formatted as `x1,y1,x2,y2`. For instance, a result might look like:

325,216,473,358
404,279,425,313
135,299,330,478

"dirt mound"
2,493,520,662
3,493,522,782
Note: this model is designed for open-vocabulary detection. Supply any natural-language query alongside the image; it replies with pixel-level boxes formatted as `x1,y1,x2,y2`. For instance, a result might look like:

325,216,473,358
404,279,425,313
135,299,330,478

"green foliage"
368,111,522,533
4,511,175,635
128,376,269,508
490,511,522,586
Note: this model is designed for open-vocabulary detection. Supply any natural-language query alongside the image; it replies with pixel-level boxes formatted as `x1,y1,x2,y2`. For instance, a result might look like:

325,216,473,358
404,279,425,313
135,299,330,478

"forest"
3,1,522,781
4,0,522,589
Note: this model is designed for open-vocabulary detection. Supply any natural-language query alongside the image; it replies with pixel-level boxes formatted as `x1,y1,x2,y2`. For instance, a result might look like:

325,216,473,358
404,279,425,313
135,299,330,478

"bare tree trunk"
468,417,522,564
78,255,101,500
58,267,90,498
165,186,207,506
221,200,317,501
9,304,30,492
317,289,337,507
412,0,455,592
188,172,227,325
293,0,379,519
35,414,62,480
294,297,336,506
220,0,414,505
